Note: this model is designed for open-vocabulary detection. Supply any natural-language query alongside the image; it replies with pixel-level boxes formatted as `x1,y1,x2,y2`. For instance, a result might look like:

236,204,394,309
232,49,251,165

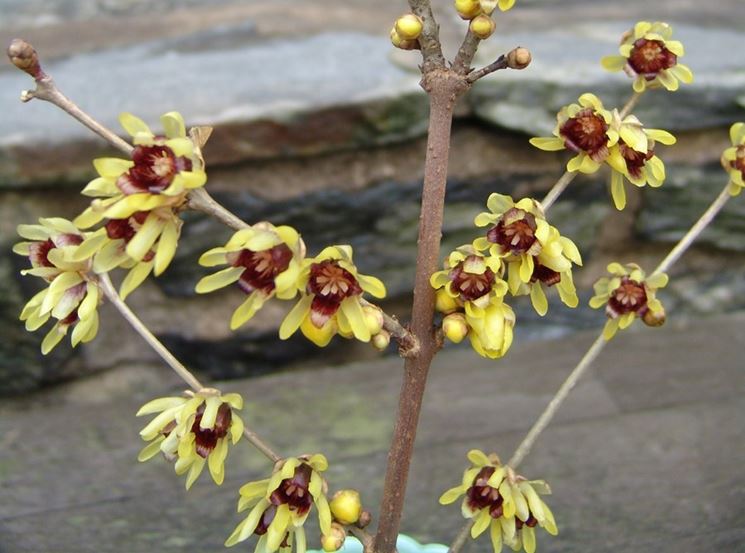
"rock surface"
0,313,743,552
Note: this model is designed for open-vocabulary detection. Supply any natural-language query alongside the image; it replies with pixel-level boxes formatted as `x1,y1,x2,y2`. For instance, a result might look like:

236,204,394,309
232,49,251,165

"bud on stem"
7,39,43,79
507,47,532,70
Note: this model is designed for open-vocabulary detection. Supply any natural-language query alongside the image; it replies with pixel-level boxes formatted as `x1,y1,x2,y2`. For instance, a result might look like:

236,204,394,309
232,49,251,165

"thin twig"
653,182,732,275
452,30,481,75
99,273,282,463
349,528,375,551
448,521,473,553
619,91,644,119
407,0,446,73
187,187,250,231
540,170,577,212
467,55,507,83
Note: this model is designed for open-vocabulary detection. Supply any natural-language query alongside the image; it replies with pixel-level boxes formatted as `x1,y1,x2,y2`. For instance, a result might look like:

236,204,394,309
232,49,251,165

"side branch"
361,299,420,357
452,30,481,75
407,0,446,72
466,47,532,83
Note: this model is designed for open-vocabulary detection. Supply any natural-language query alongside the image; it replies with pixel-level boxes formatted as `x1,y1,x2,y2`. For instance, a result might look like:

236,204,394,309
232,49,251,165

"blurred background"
1,1,743,552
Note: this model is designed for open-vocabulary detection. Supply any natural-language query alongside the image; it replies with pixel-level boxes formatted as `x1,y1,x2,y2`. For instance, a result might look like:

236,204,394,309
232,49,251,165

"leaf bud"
7,39,42,78
357,509,373,529
330,489,363,525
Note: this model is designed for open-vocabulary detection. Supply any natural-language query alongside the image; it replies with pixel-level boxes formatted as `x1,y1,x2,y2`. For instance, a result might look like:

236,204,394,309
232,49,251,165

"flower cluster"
196,224,306,330
589,263,668,340
73,112,207,297
454,0,513,40
430,246,515,359
137,388,244,489
226,455,332,553
439,450,557,553
722,122,745,197
605,113,676,209
279,246,387,347
474,194,581,315
390,14,423,50
530,93,617,174
14,218,103,353
601,21,693,92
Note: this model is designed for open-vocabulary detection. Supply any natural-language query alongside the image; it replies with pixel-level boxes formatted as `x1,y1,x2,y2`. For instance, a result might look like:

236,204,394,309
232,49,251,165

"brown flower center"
487,209,539,255
253,506,291,547
515,513,539,529
732,145,745,179
269,463,314,516
466,467,505,519
560,108,609,157
449,257,496,302
531,262,561,286
307,260,363,328
191,403,232,459
116,145,192,195
228,244,294,296
607,277,648,317
619,140,654,179
105,212,149,243
628,39,677,79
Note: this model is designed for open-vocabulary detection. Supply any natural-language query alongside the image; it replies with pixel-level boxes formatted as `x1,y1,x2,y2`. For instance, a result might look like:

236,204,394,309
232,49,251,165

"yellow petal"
195,266,243,294
161,111,186,139
279,295,313,339
231,292,267,330
120,261,154,300
530,284,548,316
529,137,565,151
610,170,627,210
154,219,180,276
600,55,627,72
41,323,66,354
93,157,133,178
119,112,152,137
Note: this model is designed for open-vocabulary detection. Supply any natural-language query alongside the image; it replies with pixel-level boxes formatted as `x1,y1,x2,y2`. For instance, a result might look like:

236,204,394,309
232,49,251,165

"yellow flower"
601,21,693,92
136,388,244,489
430,245,515,358
454,0,513,19
605,113,676,210
196,224,306,330
74,112,206,276
439,450,558,553
529,93,617,174
722,122,745,196
14,218,103,354
589,262,668,340
279,246,386,346
225,455,332,553
474,194,582,315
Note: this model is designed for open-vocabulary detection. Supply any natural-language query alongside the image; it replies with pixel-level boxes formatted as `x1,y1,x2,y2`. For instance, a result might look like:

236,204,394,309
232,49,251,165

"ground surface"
1,313,743,552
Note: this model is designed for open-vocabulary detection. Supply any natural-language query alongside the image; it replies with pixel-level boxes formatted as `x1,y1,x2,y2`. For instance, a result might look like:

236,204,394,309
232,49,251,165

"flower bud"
469,15,496,39
390,27,419,51
642,307,666,327
321,523,347,552
395,14,423,40
443,313,469,344
330,489,363,525
479,0,499,15
454,0,481,19
372,330,391,351
7,39,42,78
363,306,384,336
507,47,532,70
435,289,459,314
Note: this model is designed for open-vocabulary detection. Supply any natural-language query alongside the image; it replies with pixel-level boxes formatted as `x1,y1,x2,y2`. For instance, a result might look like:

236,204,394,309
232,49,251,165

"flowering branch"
406,0,446,72
99,274,282,463
540,170,577,211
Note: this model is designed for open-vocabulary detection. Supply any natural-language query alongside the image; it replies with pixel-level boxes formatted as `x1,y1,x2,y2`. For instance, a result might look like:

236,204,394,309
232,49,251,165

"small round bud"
357,509,373,529
390,27,419,50
454,0,481,19
642,307,666,327
7,39,42,78
330,489,363,525
395,14,423,41
469,15,496,39
321,523,347,552
443,313,469,344
507,47,532,70
372,330,391,351
363,306,384,336
435,289,459,314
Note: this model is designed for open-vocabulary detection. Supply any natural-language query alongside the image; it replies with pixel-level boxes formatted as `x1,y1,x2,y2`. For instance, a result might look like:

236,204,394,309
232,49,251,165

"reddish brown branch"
407,0,446,72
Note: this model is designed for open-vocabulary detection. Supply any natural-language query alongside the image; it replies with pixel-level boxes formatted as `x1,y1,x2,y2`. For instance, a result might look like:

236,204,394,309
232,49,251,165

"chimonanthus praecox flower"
530,93,617,174
14,218,103,353
454,0,516,20
137,388,244,489
430,245,515,359
73,112,207,291
439,449,557,553
474,194,581,316
589,262,668,340
225,455,332,553
279,246,386,347
601,21,693,92
196,223,306,329
606,113,676,210
722,122,745,196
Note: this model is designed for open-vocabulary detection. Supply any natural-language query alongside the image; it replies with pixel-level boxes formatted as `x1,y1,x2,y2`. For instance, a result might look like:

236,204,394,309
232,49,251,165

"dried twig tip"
7,39,42,78
507,47,532,70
